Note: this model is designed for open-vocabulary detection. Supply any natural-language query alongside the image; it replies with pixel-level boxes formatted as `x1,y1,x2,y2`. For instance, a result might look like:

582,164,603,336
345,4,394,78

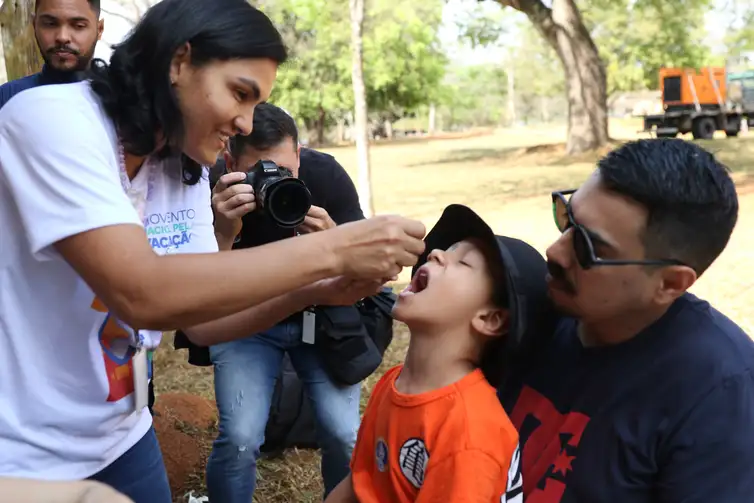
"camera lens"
266,179,312,228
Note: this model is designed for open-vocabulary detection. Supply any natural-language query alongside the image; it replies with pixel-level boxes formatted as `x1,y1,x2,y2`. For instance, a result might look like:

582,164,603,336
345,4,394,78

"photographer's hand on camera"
327,215,427,280
212,172,256,250
297,205,336,234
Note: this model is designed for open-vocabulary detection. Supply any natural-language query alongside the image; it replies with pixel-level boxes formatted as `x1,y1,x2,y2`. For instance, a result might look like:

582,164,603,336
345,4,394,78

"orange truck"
641,66,754,139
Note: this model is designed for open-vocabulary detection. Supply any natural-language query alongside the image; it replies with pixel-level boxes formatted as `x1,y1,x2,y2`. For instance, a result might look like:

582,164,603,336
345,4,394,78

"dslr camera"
233,160,312,228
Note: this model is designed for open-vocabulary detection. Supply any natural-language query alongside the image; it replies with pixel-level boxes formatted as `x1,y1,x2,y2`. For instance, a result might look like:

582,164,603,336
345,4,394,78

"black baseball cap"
412,204,558,383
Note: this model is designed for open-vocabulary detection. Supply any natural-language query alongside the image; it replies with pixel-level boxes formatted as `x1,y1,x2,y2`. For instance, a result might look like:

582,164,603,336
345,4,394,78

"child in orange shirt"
326,204,553,503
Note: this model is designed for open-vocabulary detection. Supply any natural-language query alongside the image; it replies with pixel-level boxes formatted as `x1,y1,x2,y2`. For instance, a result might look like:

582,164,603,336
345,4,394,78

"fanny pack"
314,288,396,385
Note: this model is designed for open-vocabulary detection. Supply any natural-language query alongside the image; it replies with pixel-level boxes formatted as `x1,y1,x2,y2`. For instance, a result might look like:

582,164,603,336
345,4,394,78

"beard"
37,38,96,73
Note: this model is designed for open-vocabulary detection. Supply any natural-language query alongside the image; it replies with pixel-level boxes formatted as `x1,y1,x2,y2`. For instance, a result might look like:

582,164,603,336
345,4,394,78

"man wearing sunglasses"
498,138,754,502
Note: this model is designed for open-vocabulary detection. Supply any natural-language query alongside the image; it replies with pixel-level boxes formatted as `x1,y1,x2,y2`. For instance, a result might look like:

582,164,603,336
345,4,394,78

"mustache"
547,259,576,294
48,45,80,56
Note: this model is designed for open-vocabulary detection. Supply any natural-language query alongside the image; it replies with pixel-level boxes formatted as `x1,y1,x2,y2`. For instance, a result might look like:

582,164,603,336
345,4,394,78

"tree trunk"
495,0,608,154
428,103,436,135
540,95,549,122
0,25,7,83
506,62,516,126
315,105,326,146
349,0,374,218
336,117,346,143
0,0,43,81
384,119,393,139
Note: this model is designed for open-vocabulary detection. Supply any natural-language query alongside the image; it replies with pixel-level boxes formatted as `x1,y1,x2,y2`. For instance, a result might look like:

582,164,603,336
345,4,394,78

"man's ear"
223,151,235,173
97,19,105,41
654,265,697,307
472,307,508,338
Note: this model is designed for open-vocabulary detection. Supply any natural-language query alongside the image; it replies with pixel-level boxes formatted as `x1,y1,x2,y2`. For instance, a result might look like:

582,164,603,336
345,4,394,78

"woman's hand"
307,275,396,306
211,172,256,248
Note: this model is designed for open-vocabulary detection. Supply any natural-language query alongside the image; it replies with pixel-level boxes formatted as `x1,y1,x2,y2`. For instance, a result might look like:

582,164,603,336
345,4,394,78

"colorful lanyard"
116,141,159,351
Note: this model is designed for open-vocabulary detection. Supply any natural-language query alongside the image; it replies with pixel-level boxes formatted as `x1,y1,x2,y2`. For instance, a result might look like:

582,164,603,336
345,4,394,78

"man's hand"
328,215,427,280
211,172,256,245
297,205,336,234
308,275,392,306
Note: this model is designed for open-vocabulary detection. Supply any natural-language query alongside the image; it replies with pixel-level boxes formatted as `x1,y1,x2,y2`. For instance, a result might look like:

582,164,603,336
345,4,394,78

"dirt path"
398,191,754,335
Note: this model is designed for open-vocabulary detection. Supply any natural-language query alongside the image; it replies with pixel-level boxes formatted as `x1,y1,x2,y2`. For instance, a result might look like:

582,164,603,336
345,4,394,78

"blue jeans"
88,427,171,503
205,320,360,503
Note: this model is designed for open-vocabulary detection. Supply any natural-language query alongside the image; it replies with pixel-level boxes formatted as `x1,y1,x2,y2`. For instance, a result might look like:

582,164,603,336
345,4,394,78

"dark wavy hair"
598,138,738,275
228,102,299,157
88,0,287,185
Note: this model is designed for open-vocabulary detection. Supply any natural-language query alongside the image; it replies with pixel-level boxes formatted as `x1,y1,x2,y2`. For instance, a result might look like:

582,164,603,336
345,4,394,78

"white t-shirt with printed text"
0,82,218,480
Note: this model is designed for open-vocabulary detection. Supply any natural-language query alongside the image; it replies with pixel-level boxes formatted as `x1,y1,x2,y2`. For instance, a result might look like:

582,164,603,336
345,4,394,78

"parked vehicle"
641,66,754,139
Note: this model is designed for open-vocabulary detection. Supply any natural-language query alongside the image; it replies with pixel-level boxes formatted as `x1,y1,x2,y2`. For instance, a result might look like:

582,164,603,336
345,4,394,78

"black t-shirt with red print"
499,293,754,503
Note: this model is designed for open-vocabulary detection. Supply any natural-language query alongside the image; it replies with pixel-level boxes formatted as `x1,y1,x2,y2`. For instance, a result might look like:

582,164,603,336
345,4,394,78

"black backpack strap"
173,330,212,367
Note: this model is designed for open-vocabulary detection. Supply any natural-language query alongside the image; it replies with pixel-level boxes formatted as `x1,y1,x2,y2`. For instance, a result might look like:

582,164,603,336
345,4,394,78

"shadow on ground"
406,147,524,167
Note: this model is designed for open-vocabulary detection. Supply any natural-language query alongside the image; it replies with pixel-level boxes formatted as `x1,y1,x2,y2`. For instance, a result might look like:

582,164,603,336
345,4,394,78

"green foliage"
262,0,351,132
363,0,448,117
723,0,754,56
510,21,563,98
259,0,447,134
581,0,714,94
454,1,507,48
461,0,715,96
435,63,508,128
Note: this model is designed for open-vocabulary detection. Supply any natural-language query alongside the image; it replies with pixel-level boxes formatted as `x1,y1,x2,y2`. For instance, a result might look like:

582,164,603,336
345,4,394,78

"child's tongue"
399,283,415,298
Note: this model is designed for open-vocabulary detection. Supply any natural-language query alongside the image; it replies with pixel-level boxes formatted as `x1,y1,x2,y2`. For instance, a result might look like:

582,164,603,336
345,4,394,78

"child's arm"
415,450,521,503
325,474,359,503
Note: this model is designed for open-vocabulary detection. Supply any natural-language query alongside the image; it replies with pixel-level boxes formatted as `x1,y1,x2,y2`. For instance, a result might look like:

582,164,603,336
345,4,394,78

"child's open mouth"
400,267,430,298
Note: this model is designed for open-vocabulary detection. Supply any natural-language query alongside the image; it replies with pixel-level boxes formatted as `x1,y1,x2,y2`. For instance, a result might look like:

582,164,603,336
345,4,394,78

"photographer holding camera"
204,103,367,502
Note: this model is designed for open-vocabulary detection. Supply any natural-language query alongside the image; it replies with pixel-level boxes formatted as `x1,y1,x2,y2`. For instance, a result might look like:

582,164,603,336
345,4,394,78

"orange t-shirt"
351,365,523,503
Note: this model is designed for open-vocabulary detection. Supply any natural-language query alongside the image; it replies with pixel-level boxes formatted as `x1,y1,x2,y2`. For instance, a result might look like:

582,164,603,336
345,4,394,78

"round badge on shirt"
399,437,429,488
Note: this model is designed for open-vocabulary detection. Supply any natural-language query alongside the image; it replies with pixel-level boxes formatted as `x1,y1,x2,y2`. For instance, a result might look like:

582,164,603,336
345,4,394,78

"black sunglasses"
551,189,686,270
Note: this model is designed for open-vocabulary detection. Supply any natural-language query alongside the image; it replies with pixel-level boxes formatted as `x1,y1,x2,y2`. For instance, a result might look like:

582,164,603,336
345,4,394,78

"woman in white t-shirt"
0,0,426,501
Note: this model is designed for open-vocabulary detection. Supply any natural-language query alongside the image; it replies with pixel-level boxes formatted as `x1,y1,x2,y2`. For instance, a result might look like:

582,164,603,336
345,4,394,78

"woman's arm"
325,474,359,503
0,478,133,503
182,275,384,345
56,217,418,330
181,170,386,346
2,96,425,331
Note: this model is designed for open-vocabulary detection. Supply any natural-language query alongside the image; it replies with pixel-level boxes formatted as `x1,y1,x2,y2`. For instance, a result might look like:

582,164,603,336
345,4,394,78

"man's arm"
656,369,754,502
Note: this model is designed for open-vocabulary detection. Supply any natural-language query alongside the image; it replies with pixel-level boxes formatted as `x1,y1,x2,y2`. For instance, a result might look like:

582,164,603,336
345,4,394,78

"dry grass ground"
153,118,754,502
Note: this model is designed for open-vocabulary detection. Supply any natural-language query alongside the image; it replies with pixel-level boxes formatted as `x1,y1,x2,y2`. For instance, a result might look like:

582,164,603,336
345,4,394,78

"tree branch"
491,0,557,48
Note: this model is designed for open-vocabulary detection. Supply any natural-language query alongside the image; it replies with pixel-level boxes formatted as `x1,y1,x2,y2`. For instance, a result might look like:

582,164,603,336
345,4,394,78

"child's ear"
472,307,508,337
